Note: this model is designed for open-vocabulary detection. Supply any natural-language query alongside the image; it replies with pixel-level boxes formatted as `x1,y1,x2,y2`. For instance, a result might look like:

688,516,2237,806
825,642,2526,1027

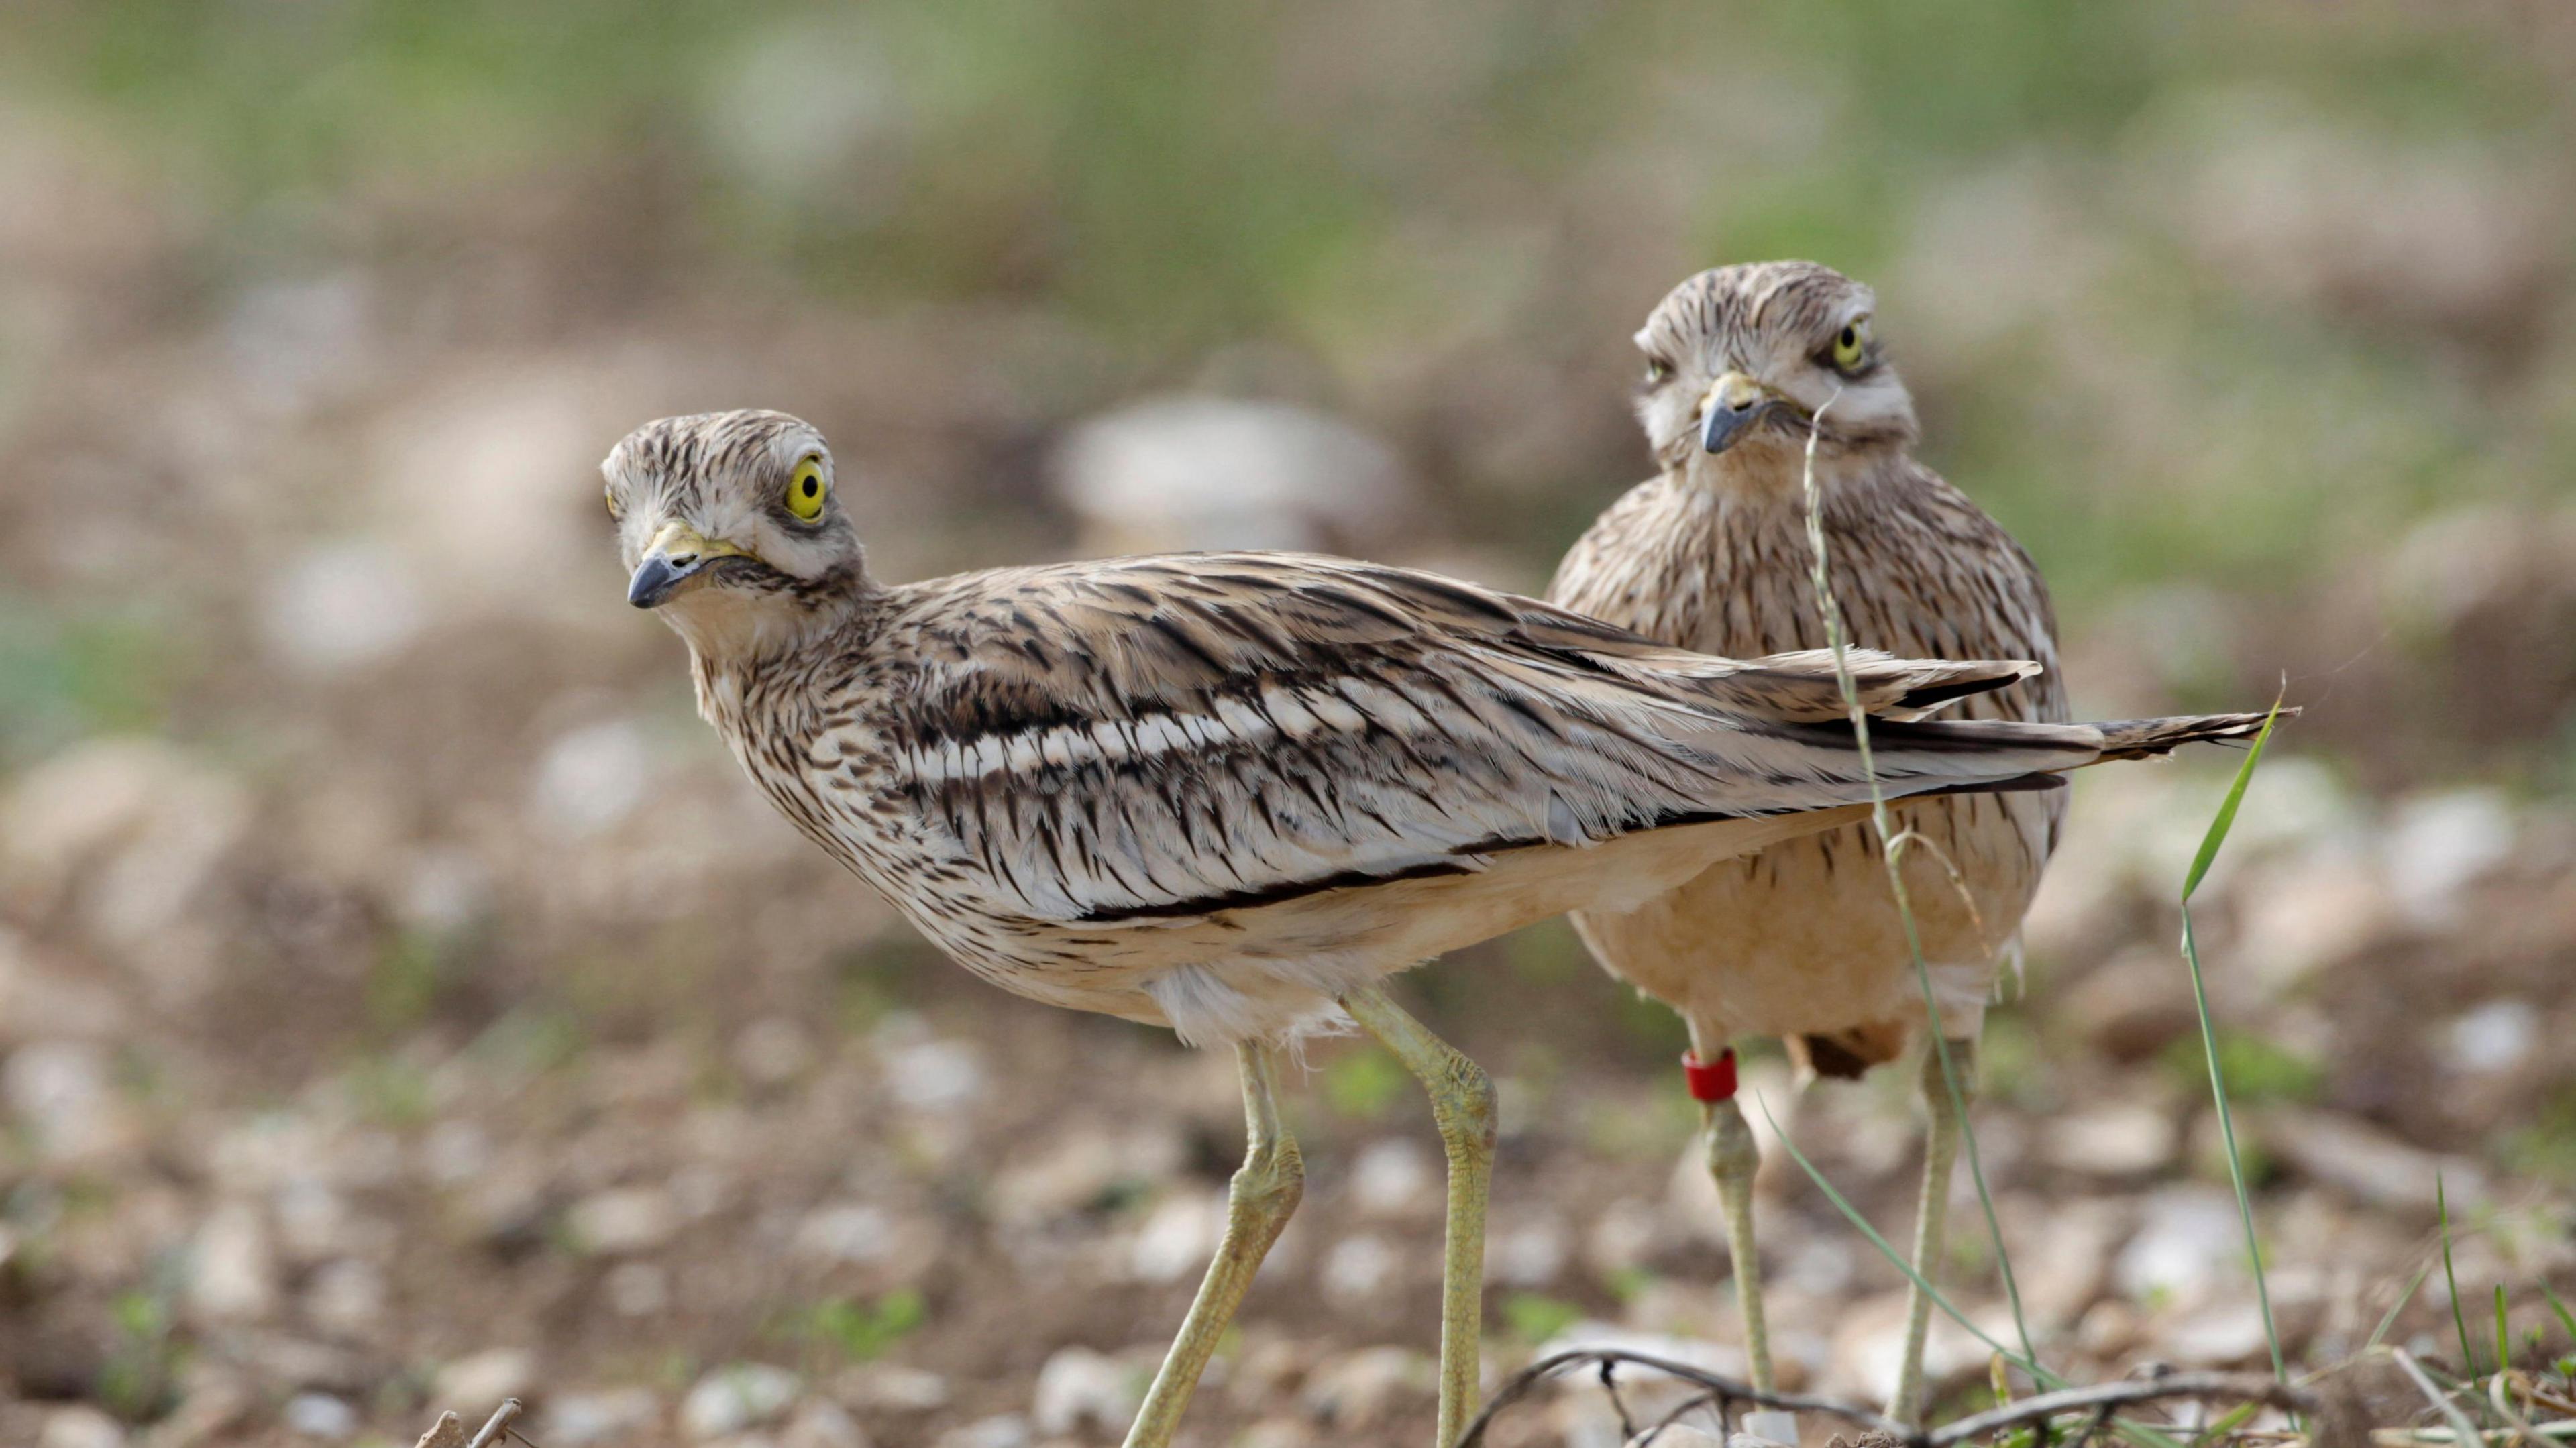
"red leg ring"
1682,1047,1739,1103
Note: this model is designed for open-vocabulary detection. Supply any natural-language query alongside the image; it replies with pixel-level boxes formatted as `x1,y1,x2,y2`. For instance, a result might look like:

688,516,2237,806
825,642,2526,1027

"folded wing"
879,554,2204,925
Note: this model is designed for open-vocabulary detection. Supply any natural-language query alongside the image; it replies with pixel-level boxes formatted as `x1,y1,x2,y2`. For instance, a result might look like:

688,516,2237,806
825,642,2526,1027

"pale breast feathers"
864,554,2045,926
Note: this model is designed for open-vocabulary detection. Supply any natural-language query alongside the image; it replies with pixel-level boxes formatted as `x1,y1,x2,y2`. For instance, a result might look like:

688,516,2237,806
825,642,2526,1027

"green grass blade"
2496,1285,2511,1374
2368,1256,2439,1355
2441,1177,2477,1374
2181,702,2281,903
2174,701,2289,1396
2541,1282,2576,1345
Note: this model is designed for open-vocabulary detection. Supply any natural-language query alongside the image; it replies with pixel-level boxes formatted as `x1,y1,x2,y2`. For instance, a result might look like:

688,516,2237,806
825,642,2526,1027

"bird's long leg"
1123,1042,1303,1448
1690,1044,1774,1395
1343,986,1497,1448
1890,1034,1976,1425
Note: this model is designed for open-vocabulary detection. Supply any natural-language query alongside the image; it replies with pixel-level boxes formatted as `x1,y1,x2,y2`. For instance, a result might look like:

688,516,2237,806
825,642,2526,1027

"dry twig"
1458,1350,2324,1448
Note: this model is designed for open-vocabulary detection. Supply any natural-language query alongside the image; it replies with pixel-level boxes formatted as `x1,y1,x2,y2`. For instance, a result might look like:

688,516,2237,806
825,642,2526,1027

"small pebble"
682,1363,802,1439
284,1392,358,1441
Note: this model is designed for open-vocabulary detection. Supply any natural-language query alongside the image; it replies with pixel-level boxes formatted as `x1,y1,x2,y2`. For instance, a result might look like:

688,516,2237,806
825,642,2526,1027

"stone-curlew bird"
606,407,2269,1447
1550,260,2082,1421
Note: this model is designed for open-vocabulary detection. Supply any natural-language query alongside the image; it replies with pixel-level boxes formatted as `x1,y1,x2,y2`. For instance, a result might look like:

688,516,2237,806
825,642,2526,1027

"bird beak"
1699,370,1786,455
627,521,749,609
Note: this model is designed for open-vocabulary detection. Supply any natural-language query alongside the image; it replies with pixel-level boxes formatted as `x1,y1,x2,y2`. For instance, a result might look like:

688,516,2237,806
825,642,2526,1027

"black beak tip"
1701,397,1775,455
1700,403,1739,455
627,557,681,609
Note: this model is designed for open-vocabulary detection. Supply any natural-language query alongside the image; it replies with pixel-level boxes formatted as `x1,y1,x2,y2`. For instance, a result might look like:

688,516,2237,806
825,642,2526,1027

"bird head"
602,410,869,655
1631,261,1920,480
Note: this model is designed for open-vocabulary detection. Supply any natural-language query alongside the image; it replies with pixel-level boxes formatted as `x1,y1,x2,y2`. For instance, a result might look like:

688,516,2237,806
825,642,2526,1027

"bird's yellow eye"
604,484,621,521
1643,356,1674,384
1831,318,1870,372
785,455,828,521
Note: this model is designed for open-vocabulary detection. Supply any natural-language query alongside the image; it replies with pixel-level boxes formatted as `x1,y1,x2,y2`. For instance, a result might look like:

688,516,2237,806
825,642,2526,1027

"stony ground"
8,716,2574,1448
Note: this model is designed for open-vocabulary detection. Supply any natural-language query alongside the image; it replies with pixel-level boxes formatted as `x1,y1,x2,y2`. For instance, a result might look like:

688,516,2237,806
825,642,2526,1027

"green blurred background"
2,3,2573,1443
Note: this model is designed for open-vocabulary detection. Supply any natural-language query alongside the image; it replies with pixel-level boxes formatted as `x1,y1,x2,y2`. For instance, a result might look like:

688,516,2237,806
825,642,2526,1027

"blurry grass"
98,1282,184,1422
1322,1047,1409,1122
347,1056,433,1129
777,1289,928,1368
2502,1091,2576,1186
0,602,181,766
1,2,2557,617
1501,1291,1585,1347
2160,1029,2327,1107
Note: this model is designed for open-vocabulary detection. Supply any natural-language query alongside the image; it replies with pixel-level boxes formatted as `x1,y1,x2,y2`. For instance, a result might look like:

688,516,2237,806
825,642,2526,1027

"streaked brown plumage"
1548,260,2074,1419
606,406,2267,1446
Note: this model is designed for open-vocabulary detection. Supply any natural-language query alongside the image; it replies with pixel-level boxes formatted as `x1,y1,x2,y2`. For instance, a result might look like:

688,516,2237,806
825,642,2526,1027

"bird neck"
1676,439,1897,510
674,575,884,724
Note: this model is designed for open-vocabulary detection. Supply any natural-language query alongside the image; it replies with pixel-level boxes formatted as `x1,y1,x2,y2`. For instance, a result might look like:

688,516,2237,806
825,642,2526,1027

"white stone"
2383,789,2515,928
541,1388,662,1446
1031,1346,1144,1436
1489,1216,1569,1288
1831,1292,2003,1406
2113,1187,2243,1307
303,1258,387,1337
191,1202,280,1322
531,722,652,840
2165,1302,2273,1365
1582,1196,1666,1277
2232,846,2394,992
568,1186,679,1254
1737,1412,1799,1448
781,1400,871,1448
40,1406,127,1448
682,1364,803,1439
2041,1103,2177,1177
883,1038,984,1111
932,1414,1030,1448
262,541,426,673
1321,1233,1401,1305
5,1040,119,1161
435,1348,535,1409
835,1363,949,1412
284,1392,358,1440
1128,1191,1225,1284
796,1204,892,1264
2443,1000,2540,1076
1053,398,1412,555
1348,1137,1436,1217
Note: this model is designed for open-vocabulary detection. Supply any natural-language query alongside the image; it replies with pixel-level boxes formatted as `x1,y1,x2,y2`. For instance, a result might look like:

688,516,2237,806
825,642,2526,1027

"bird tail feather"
2086,711,2287,760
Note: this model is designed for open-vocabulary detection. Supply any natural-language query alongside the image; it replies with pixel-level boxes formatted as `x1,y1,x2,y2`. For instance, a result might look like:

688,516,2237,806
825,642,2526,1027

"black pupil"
801,478,816,496
1841,327,1856,347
